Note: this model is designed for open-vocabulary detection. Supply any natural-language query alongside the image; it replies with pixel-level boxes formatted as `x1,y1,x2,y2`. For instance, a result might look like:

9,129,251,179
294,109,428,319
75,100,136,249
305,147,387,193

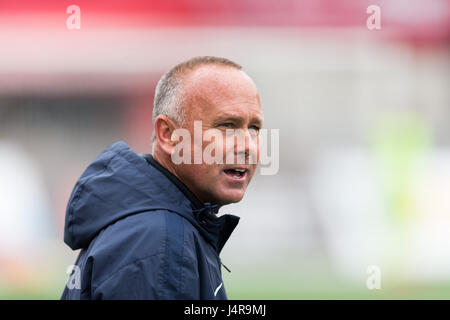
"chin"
215,190,245,206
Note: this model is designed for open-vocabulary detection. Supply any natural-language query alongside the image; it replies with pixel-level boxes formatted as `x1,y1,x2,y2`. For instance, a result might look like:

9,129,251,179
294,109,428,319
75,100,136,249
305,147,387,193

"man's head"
152,56,263,207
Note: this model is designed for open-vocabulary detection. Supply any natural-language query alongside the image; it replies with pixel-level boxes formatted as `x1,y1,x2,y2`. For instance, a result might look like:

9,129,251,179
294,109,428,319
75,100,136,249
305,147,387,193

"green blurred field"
223,264,450,300
2,263,450,300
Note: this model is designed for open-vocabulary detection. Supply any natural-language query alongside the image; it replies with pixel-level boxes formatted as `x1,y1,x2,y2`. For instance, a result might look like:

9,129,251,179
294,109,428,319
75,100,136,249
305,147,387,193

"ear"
154,115,178,155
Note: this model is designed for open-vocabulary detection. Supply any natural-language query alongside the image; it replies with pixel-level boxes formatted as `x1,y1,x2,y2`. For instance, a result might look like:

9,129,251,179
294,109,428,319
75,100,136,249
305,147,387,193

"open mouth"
223,168,247,180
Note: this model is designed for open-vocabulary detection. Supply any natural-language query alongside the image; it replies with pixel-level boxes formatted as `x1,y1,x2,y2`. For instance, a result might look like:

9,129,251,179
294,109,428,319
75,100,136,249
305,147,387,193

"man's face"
173,65,263,206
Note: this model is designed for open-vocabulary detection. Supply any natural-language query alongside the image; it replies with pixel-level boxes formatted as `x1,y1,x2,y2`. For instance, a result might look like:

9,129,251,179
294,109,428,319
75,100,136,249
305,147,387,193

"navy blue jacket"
61,141,239,300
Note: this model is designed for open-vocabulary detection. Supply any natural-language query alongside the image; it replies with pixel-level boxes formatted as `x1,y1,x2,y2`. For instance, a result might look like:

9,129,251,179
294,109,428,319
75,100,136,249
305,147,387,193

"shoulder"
87,209,198,285
93,210,167,256
86,210,167,285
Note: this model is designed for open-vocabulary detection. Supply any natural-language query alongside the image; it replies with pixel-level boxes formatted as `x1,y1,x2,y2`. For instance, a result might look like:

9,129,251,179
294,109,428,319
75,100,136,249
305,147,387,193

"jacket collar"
144,154,204,210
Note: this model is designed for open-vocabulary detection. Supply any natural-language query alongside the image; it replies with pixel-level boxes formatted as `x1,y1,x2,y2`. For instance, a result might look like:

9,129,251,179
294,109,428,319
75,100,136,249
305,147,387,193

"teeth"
234,169,246,172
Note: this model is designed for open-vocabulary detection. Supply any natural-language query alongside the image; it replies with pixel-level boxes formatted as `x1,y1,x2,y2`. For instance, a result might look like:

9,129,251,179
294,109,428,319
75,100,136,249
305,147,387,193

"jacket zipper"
221,261,231,273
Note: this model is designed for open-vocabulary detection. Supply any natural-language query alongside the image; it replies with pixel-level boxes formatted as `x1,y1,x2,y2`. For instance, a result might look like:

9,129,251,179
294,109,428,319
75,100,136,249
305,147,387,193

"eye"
219,123,234,128
249,125,261,133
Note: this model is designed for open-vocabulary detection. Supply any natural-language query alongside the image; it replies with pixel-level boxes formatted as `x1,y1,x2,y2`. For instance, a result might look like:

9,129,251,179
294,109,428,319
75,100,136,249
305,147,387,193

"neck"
152,147,180,181
152,146,210,206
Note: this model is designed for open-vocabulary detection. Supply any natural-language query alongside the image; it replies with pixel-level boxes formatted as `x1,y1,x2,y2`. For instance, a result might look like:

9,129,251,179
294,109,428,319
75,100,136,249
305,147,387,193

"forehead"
182,65,262,120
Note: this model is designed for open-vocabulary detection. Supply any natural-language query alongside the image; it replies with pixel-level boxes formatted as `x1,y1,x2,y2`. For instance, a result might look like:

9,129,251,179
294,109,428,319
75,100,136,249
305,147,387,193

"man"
61,56,263,299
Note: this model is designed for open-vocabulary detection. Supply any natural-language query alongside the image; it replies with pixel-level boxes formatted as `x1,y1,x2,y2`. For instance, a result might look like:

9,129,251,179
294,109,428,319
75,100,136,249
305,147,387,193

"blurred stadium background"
0,0,449,299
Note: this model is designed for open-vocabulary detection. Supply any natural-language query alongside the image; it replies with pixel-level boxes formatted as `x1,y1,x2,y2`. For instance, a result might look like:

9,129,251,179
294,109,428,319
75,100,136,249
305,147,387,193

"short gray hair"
152,56,242,142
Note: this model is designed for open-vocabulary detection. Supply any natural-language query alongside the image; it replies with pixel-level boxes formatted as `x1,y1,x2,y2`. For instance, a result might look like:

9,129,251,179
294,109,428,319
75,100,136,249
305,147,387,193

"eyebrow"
214,113,264,126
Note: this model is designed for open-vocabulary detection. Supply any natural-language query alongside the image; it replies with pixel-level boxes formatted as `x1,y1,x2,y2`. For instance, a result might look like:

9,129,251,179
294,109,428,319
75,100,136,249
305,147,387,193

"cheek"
196,164,221,182
255,137,261,161
249,136,260,164
224,135,234,152
217,136,233,163
249,164,258,179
